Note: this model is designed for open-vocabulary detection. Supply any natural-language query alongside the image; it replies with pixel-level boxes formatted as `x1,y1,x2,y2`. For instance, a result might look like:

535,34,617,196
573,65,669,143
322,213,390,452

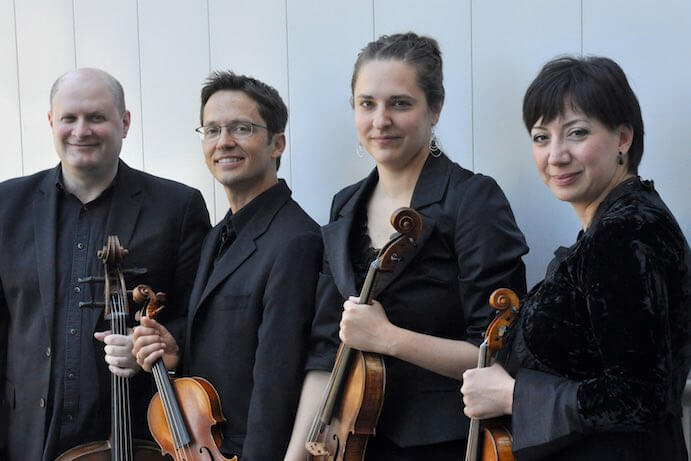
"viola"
56,235,166,461
133,284,237,461
305,207,423,461
464,288,520,461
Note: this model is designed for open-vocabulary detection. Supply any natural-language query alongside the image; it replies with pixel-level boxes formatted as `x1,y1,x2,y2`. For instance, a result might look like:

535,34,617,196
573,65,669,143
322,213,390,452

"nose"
547,137,570,165
372,106,392,130
215,126,237,149
72,119,92,138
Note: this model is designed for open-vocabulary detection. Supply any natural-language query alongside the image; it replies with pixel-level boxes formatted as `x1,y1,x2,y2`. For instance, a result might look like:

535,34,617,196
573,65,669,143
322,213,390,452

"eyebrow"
531,118,590,131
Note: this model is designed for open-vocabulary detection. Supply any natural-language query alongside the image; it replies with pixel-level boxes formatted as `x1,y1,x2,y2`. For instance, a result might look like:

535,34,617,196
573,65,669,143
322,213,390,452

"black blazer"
182,180,322,460
0,161,210,461
307,153,528,448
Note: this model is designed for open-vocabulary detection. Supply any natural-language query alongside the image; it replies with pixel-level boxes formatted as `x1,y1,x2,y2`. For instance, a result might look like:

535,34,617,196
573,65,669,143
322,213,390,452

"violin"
305,207,422,461
133,284,237,461
464,288,520,461
56,235,166,461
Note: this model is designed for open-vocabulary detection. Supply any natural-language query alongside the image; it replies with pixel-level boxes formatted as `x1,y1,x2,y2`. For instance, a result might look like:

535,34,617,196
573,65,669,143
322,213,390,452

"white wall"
1,0,689,288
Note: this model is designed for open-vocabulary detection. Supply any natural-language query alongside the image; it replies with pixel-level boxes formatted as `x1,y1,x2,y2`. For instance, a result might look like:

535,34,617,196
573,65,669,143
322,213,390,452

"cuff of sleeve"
511,368,587,460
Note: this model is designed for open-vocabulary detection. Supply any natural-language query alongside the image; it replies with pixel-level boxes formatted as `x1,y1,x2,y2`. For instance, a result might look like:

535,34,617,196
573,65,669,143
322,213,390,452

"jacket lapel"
322,169,379,298
188,181,292,320
33,167,60,344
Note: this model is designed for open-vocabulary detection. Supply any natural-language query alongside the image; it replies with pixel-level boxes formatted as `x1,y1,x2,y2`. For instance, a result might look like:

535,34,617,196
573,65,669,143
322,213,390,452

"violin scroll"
485,288,520,356
133,284,166,320
378,208,423,272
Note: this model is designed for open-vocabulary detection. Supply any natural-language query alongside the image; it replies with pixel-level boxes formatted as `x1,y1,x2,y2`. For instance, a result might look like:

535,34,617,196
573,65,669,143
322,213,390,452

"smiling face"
353,59,440,171
530,103,633,224
48,70,130,181
201,90,284,210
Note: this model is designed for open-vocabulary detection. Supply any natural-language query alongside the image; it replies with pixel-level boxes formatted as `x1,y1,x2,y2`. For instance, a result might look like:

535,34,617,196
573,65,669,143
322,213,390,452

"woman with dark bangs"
461,55,691,460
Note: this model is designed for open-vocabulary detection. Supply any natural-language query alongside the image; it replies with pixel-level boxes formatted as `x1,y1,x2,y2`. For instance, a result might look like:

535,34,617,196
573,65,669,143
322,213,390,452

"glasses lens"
230,122,253,138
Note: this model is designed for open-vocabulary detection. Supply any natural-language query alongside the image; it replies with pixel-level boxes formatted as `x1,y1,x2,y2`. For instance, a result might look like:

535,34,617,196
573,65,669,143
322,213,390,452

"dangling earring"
617,151,624,165
429,129,442,158
356,143,366,158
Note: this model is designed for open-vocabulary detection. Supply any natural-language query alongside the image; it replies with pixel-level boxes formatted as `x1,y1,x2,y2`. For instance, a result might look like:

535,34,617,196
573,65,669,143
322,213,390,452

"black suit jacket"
0,161,210,461
182,180,322,460
307,153,528,447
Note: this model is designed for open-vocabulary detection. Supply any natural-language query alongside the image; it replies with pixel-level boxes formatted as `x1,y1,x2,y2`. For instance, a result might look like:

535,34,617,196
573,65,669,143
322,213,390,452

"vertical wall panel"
208,0,289,223
0,0,23,181
472,0,581,287
375,0,473,169
583,0,691,240
287,0,374,225
138,1,214,219
73,0,143,170
15,0,75,175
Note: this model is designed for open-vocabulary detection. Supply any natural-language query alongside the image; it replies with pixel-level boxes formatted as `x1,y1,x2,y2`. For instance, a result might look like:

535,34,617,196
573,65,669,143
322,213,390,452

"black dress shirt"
48,171,115,455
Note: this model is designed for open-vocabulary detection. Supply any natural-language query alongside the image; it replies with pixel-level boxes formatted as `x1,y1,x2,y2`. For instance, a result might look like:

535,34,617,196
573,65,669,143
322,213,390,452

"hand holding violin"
132,316,180,373
461,363,515,419
340,296,396,355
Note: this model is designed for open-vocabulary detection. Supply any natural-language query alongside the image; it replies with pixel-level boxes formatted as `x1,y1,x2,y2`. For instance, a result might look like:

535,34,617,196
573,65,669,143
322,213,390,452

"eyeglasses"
195,121,268,142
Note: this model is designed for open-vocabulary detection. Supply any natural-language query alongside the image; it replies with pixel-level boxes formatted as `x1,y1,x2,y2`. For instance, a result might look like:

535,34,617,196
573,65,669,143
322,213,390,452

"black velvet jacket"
502,177,691,460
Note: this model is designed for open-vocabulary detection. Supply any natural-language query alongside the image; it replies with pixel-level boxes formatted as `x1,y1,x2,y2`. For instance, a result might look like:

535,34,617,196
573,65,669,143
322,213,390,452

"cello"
305,207,422,461
464,288,520,461
132,284,237,461
56,235,166,461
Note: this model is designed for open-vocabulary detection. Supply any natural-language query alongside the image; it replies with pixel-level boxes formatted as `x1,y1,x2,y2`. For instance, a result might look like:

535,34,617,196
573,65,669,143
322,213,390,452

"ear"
271,132,286,160
618,124,634,154
121,110,131,138
430,104,442,126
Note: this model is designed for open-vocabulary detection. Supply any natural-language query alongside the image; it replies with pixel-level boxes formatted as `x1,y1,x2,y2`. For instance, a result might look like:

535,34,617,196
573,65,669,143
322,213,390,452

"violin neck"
464,340,489,461
109,301,134,461
151,359,192,450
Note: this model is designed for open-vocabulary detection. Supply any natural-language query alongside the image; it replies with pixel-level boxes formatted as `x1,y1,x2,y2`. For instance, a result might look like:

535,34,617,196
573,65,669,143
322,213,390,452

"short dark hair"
50,68,126,114
200,71,287,170
351,32,445,113
523,56,644,174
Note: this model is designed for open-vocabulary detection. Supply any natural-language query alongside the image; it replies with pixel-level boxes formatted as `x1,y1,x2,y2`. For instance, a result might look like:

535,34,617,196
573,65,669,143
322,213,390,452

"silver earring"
356,143,366,158
429,129,442,158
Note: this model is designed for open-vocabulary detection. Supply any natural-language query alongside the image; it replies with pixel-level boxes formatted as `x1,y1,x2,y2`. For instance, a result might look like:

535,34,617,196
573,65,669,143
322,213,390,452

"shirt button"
65,414,74,422
73,286,81,293
67,371,75,379
69,328,78,335
39,398,46,408
45,347,51,357
77,242,84,249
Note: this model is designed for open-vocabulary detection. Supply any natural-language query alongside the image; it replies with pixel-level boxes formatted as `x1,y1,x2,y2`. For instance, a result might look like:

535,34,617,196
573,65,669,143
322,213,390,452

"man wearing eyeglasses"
0,68,210,461
133,71,322,460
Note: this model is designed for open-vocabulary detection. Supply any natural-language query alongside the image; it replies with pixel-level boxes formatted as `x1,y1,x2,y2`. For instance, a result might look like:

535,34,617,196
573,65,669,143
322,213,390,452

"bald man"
0,68,210,460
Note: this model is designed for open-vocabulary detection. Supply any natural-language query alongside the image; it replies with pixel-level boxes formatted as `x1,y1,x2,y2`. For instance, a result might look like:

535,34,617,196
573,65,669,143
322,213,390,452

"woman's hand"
132,316,180,372
339,296,396,355
461,362,515,418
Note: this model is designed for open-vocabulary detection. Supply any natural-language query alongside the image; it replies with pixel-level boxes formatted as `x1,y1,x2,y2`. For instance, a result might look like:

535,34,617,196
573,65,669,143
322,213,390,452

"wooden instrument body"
309,348,385,461
55,440,166,461
147,377,229,460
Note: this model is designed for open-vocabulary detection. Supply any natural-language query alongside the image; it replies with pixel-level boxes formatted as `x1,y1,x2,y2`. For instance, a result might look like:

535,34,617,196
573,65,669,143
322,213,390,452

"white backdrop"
1,0,689,287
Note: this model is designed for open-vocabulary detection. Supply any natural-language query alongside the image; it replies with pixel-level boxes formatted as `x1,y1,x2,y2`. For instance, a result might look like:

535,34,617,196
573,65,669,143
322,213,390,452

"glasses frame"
195,121,269,142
